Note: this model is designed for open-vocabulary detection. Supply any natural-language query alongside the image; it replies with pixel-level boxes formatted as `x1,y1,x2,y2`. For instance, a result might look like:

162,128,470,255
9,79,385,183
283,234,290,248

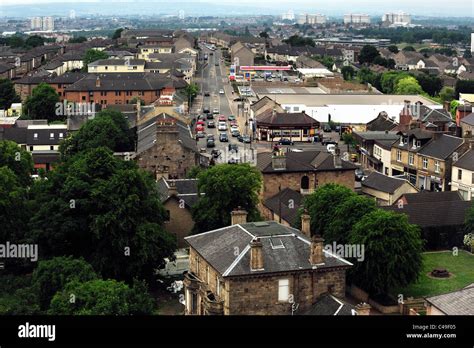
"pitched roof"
460,113,474,126
362,171,412,194
157,178,201,208
263,188,302,225
257,150,356,174
417,135,463,160
382,200,471,228
425,284,474,315
453,148,474,171
256,110,320,128
397,191,463,205
303,293,356,315
185,221,352,278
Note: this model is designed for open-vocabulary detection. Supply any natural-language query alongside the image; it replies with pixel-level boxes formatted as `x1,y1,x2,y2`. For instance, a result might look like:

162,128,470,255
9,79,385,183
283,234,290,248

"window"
33,133,38,139
59,133,63,138
422,157,428,169
50,133,54,139
29,146,33,151
293,106,299,112
435,161,440,173
50,146,54,151
458,169,462,180
278,279,289,302
408,153,414,166
301,175,309,190
396,150,401,162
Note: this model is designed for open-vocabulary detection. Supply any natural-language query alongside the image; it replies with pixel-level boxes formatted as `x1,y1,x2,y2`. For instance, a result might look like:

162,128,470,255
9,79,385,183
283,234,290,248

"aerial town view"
0,0,473,345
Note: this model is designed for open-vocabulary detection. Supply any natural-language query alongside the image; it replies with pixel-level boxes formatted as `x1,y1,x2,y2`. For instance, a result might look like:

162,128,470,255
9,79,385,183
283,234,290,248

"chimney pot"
301,210,311,238
309,234,325,265
250,237,264,271
231,208,248,225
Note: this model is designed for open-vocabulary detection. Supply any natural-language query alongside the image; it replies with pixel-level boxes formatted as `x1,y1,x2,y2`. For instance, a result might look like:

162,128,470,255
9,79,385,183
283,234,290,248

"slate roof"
417,135,463,160
353,131,399,141
257,150,356,174
460,113,474,126
88,59,145,66
0,127,27,144
382,200,471,228
26,127,68,146
257,110,320,128
418,106,452,124
303,293,356,315
185,221,352,278
425,284,474,315
263,188,302,226
366,113,398,132
157,178,201,208
453,148,474,171
397,191,463,205
362,171,411,194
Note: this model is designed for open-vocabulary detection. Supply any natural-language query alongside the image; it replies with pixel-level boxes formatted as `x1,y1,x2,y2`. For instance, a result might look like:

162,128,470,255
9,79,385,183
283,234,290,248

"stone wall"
163,197,195,249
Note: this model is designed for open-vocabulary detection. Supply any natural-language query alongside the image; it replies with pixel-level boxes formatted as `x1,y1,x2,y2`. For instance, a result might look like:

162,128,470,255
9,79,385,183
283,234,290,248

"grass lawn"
393,250,474,299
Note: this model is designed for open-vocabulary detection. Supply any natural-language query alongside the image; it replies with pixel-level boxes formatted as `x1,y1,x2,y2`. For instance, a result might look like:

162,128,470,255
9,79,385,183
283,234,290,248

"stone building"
257,148,356,200
183,210,355,315
135,113,199,179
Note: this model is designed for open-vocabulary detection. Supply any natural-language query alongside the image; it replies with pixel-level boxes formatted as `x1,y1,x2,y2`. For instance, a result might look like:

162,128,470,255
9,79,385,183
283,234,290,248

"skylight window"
270,238,285,249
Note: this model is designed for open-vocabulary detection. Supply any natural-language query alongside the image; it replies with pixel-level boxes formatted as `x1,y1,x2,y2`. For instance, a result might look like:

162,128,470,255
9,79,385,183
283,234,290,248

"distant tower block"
69,10,76,20
471,33,474,53
178,10,185,20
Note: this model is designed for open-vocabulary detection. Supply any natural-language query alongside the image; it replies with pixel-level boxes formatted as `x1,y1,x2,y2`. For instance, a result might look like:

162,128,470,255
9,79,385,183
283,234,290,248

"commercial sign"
239,65,292,71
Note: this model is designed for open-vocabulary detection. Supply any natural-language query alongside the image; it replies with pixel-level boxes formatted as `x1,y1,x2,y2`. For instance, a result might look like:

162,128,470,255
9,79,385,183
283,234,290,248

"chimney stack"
231,207,248,225
271,151,286,170
301,210,311,238
250,237,264,271
309,235,325,266
95,76,101,88
333,145,342,168
355,302,371,316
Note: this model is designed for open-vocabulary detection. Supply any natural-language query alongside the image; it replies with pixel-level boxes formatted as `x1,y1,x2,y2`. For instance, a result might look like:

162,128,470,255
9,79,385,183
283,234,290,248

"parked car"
204,91,210,97
195,125,204,132
207,120,215,128
355,168,366,182
213,108,219,114
211,149,220,158
327,144,336,154
218,122,227,131
228,144,238,152
242,135,251,143
228,156,240,164
207,134,215,140
218,115,226,122
321,138,338,146
237,135,244,142
203,107,210,114
335,125,341,133
323,125,332,132
230,124,239,132
219,89,225,94
278,138,294,146
231,130,240,137
196,131,205,139
219,132,229,142
228,115,236,121
206,139,216,148
206,113,214,119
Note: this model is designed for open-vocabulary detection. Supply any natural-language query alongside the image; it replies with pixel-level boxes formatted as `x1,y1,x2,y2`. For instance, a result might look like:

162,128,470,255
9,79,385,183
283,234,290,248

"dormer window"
50,133,54,139
33,133,38,139
403,137,407,144
412,138,416,148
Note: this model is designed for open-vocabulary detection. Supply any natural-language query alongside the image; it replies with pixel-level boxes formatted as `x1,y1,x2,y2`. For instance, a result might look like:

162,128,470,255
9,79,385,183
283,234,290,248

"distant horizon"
1,0,473,18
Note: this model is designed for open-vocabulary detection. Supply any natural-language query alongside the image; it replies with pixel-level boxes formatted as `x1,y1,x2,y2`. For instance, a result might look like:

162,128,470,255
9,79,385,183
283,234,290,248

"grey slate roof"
425,284,474,315
353,131,399,141
453,149,474,171
263,188,302,226
382,200,471,228
362,171,411,194
460,113,474,126
417,135,463,160
397,191,463,205
185,221,352,278
0,127,27,144
157,178,201,208
257,150,356,174
256,110,320,128
303,293,356,315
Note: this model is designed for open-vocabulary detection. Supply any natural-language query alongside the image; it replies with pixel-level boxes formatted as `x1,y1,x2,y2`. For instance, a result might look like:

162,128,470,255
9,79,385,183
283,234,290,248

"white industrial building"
344,14,371,25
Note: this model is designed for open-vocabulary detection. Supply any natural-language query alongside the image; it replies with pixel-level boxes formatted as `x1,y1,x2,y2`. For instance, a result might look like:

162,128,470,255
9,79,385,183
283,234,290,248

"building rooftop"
362,171,412,194
426,284,474,315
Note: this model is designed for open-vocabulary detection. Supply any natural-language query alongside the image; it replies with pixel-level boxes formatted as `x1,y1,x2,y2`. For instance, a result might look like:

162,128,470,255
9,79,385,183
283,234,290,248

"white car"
213,108,219,114
218,122,227,131
219,89,225,95
327,144,336,155
230,124,239,132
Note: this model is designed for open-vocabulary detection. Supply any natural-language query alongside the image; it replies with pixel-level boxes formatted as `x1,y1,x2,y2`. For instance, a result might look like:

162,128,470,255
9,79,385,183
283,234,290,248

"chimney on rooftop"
231,207,248,225
309,235,325,266
301,210,311,238
271,149,286,170
250,237,264,271
333,145,342,168
95,76,101,88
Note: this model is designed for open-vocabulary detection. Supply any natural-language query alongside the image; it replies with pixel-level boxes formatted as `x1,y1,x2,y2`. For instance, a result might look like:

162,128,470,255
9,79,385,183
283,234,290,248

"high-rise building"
344,14,371,25
281,10,295,21
30,17,42,30
297,14,327,25
42,17,54,31
382,12,411,26
178,10,185,20
471,33,474,53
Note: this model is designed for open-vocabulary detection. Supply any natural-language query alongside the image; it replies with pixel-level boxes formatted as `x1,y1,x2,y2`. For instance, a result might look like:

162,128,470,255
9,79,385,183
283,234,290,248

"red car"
230,120,238,126
196,120,205,125
195,125,204,132
218,115,226,122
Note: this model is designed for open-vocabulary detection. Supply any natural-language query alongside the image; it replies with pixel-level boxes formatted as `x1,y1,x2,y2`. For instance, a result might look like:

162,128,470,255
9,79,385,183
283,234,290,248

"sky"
1,0,473,17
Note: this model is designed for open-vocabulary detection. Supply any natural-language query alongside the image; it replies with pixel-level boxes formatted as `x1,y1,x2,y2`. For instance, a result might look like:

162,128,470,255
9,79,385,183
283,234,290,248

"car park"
219,133,229,142
207,120,215,128
278,138,294,145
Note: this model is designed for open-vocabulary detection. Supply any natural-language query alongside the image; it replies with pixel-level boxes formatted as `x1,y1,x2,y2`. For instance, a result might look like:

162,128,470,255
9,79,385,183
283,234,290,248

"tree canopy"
192,164,262,233
0,78,21,110
82,49,109,70
358,45,380,65
394,76,424,95
0,140,34,186
22,83,61,121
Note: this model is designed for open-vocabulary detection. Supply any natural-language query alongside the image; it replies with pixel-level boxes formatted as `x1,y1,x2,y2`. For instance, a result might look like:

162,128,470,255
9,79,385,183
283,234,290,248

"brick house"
230,41,255,67
135,113,199,179
451,148,474,200
361,171,418,206
183,210,354,315
257,148,356,200
157,177,201,248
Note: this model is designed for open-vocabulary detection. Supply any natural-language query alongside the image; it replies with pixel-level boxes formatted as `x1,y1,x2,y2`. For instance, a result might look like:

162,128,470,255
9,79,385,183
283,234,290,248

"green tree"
387,45,399,53
0,78,21,110
186,165,203,179
184,82,199,112
32,256,98,310
22,83,61,121
0,140,34,186
25,35,45,48
28,147,176,281
341,66,355,81
394,76,424,95
60,109,135,158
192,164,262,233
7,35,24,48
68,36,87,44
325,195,377,244
348,209,423,295
259,31,269,38
82,49,109,71
298,184,355,236
283,35,315,47
49,279,154,315
414,73,442,97
112,28,124,40
358,45,380,65
450,100,460,119
402,46,416,52
438,86,455,103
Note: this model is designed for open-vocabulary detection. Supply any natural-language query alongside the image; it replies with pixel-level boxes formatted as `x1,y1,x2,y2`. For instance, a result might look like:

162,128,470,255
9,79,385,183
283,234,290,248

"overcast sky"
1,0,473,17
